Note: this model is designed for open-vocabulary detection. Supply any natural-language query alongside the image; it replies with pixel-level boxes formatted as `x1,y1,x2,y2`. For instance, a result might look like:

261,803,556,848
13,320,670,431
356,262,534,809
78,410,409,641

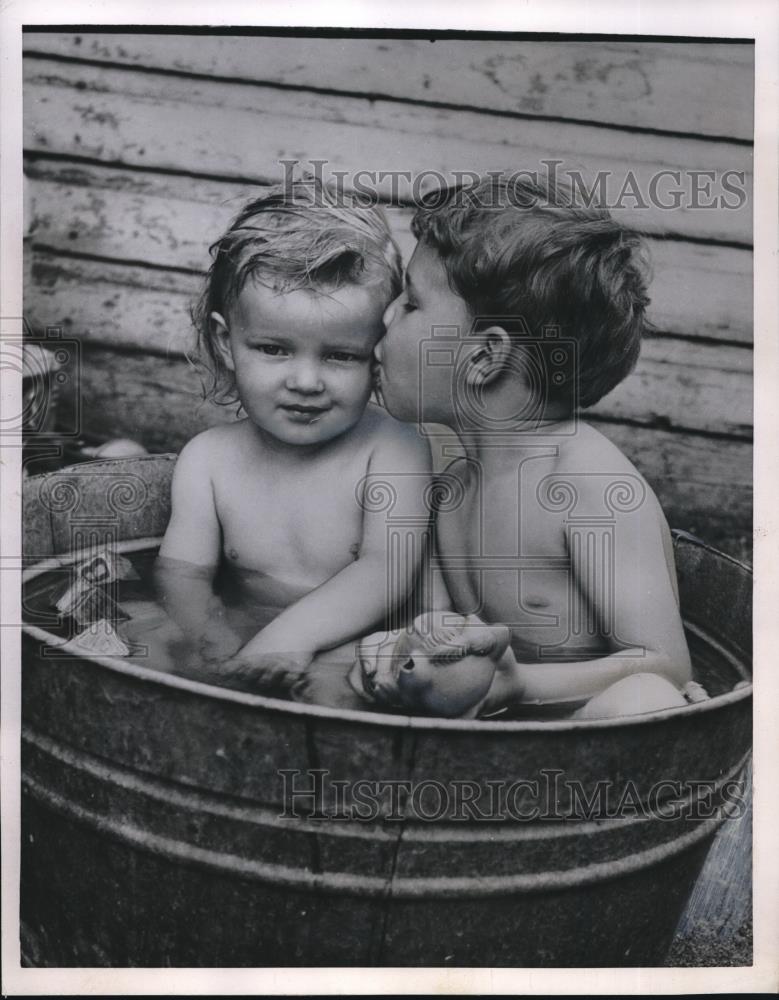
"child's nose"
286,360,324,393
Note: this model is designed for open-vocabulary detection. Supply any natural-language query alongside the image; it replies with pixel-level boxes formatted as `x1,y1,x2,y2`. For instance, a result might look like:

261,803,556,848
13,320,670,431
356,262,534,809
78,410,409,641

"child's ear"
464,325,512,387
210,311,235,372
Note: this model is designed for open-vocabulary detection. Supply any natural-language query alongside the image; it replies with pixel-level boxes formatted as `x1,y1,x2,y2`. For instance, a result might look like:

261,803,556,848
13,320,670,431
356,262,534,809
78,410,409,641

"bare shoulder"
362,403,432,469
554,421,668,526
174,423,250,487
176,423,240,467
554,421,634,473
555,422,647,484
555,422,681,605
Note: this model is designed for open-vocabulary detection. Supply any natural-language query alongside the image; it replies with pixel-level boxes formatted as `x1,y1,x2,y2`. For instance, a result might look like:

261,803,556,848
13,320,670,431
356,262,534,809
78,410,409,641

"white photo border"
2,0,776,994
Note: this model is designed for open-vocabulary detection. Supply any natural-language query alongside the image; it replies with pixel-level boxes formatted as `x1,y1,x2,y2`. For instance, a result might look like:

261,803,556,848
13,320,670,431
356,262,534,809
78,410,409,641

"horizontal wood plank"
25,250,752,439
595,422,751,546
648,242,752,344
589,337,752,437
22,33,754,140
27,253,200,356
25,159,753,345
68,343,753,544
23,56,753,244
74,345,238,449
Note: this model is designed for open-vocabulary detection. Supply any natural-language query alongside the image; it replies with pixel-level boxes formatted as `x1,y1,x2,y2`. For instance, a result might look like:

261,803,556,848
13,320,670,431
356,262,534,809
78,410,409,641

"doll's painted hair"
411,172,651,409
193,176,402,404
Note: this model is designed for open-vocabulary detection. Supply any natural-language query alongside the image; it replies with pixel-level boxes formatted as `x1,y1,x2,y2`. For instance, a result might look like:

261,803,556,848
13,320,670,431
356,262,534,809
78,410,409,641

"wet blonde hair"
193,176,402,405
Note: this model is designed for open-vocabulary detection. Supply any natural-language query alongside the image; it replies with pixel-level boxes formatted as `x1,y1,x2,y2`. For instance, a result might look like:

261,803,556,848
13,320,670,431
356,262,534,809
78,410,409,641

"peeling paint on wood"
25,160,754,345
23,56,753,244
22,34,755,140
20,38,753,556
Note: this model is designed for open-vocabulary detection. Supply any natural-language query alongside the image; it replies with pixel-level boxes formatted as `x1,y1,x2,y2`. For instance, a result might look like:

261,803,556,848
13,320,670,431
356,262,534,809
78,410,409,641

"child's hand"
219,652,311,700
217,623,314,698
197,629,244,664
169,628,244,681
350,628,405,704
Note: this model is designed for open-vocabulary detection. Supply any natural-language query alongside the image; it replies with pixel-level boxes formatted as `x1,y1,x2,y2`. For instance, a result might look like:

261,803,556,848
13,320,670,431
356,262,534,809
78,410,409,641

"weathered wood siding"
22,33,753,556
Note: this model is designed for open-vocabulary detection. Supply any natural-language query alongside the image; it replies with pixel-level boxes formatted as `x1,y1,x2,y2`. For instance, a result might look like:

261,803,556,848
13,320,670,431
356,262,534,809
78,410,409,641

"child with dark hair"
358,172,694,719
155,178,431,696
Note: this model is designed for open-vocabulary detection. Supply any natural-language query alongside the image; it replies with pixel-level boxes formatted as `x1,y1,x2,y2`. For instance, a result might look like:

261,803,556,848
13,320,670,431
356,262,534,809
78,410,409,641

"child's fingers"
220,653,310,698
287,671,311,701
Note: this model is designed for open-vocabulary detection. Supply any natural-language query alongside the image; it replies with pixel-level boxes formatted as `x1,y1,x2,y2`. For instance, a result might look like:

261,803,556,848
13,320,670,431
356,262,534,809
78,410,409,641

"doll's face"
351,613,508,718
394,649,497,718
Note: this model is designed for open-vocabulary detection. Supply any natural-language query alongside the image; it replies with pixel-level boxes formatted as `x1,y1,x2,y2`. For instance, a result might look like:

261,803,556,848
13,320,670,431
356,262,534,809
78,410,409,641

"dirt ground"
665,919,753,967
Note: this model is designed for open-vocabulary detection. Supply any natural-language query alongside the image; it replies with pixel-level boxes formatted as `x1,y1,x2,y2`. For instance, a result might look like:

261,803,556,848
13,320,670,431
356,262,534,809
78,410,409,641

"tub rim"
22,535,753,734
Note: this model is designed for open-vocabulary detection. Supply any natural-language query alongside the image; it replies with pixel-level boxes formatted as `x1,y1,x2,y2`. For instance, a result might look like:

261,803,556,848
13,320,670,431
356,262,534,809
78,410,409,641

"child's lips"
279,403,331,422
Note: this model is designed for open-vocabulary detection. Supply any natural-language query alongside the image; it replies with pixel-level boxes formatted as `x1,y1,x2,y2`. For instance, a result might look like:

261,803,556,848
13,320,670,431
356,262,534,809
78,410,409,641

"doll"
349,611,512,718
350,612,708,720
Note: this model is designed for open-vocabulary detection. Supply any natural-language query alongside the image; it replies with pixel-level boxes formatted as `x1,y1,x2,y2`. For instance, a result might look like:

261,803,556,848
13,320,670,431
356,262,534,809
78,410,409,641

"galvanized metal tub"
20,455,752,967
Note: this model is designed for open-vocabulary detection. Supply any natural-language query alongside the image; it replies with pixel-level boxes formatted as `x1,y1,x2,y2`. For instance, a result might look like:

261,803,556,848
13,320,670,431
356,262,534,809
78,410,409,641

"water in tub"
23,543,746,715
23,544,367,710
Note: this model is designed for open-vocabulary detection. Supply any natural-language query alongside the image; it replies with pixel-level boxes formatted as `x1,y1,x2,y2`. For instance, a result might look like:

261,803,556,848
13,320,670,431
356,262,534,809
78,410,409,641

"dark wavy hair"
411,172,651,409
193,176,402,405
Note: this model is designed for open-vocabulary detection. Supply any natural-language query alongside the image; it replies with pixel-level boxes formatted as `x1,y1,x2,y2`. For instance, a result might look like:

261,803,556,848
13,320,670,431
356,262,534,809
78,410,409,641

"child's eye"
328,352,363,363
402,300,418,314
255,344,287,356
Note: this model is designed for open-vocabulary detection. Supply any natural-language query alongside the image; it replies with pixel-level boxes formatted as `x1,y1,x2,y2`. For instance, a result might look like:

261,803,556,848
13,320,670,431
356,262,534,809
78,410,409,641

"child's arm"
155,435,243,660
349,494,453,698
232,424,432,667
515,481,692,703
425,555,455,612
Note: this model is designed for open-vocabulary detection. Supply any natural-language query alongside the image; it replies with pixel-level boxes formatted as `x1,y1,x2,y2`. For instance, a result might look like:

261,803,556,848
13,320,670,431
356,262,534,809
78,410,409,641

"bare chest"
215,458,365,582
434,462,584,649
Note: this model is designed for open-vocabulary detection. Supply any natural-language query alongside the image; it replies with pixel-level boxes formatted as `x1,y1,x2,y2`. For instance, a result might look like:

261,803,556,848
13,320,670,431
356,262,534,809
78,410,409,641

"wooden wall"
21,33,753,558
